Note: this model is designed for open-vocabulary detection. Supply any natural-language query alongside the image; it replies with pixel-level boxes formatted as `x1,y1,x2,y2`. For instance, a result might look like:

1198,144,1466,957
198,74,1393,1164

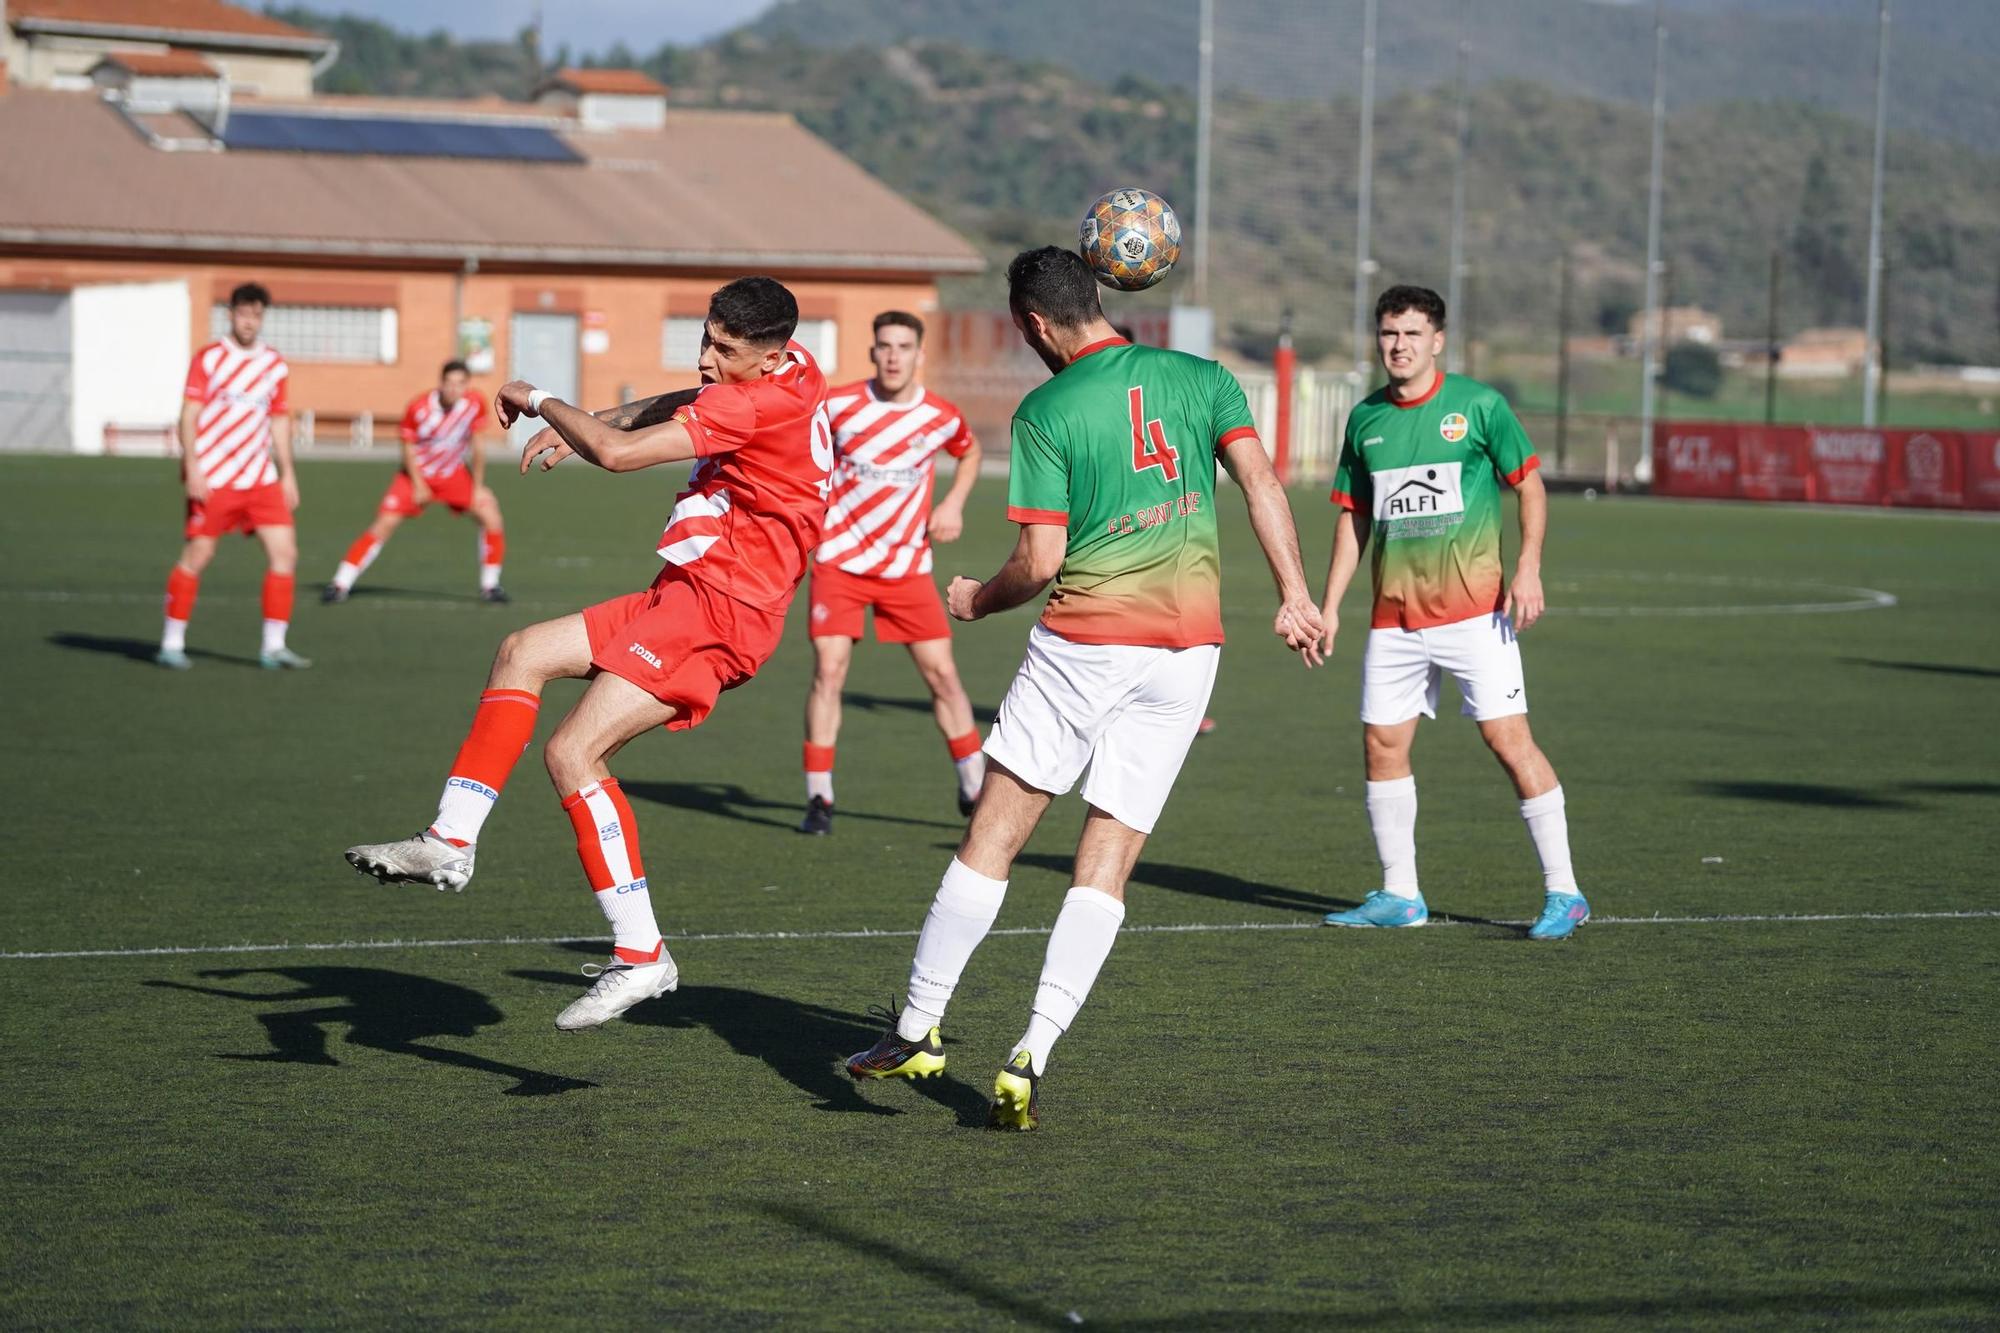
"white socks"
805,770,834,804
954,751,986,802
1520,785,1579,893
1012,886,1125,1076
1366,775,1420,898
433,776,498,846
898,857,1006,1041
161,617,188,653
260,618,289,655
479,562,502,593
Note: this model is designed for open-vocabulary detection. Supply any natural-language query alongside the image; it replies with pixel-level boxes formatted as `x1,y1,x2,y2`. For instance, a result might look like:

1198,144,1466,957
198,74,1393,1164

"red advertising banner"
1651,422,1738,499
1963,432,2000,511
1735,426,1811,502
1884,431,1964,508
1804,428,1887,505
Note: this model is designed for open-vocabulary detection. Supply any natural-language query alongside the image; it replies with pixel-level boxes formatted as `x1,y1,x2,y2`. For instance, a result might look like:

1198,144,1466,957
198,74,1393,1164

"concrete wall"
5,33,313,96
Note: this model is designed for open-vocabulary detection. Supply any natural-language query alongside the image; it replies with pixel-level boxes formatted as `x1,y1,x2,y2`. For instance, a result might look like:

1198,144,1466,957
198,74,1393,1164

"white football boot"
344,831,475,892
555,949,680,1031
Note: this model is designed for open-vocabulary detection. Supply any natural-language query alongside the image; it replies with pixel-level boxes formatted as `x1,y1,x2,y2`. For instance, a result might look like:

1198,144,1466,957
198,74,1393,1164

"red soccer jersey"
399,388,485,480
183,339,289,491
815,381,977,579
659,342,832,613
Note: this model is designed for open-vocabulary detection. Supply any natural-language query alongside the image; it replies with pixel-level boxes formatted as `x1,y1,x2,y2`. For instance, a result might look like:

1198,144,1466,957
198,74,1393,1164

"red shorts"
381,468,475,517
584,566,788,731
185,481,291,540
807,564,951,643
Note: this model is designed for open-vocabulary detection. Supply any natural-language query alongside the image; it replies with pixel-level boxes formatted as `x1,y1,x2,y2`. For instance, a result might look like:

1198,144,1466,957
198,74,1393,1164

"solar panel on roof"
221,112,583,164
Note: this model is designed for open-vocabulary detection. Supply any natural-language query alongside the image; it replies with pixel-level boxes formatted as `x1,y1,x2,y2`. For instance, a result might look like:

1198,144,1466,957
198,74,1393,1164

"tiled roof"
544,69,669,97
93,49,221,78
9,0,331,48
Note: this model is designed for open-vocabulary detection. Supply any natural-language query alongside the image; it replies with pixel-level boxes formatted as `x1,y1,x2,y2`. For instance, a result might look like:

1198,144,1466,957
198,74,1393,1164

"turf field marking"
5,909,1997,961
1545,571,1897,617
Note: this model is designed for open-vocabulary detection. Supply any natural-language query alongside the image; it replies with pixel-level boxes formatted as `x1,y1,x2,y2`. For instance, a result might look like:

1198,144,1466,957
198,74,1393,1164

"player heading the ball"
345,277,834,1031
845,246,1324,1130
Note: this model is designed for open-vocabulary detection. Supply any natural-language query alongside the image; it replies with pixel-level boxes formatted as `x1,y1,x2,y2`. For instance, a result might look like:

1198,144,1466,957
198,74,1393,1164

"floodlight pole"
1352,0,1379,382
1861,0,1891,427
1445,0,1471,373
1193,0,1214,308
1637,0,1668,469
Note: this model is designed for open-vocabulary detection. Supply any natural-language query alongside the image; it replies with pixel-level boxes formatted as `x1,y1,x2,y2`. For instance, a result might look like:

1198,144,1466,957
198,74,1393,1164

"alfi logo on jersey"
1371,461,1466,539
1439,413,1470,442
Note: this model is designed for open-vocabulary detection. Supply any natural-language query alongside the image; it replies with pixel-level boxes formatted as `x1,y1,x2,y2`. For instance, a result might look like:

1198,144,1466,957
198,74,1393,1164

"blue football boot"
1323,890,1429,928
1527,891,1590,941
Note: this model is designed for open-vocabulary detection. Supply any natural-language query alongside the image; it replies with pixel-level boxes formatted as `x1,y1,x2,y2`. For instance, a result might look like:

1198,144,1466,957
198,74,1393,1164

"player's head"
438,359,470,407
1374,285,1447,386
869,311,925,394
1007,246,1107,374
700,276,799,384
227,282,271,348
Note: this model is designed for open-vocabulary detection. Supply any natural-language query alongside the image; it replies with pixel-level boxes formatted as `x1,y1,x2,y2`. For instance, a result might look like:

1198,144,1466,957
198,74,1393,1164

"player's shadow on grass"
842,690,999,725
1840,656,2000,681
340,584,485,603
1694,779,1918,810
143,967,595,1097
620,779,964,833
48,631,262,669
515,961,990,1125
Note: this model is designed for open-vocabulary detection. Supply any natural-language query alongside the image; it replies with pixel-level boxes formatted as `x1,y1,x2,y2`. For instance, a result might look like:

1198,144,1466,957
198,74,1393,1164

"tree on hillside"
1787,153,1864,328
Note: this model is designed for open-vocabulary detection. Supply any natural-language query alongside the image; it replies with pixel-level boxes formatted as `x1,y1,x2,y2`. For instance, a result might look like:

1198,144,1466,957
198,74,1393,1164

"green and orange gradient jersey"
1330,373,1540,631
1007,337,1259,648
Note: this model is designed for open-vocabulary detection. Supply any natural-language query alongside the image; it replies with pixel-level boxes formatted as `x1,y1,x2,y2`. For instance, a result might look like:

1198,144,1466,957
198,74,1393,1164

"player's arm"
947,522,1066,622
498,382,697,474
514,387,705,471
175,398,207,501
271,404,298,511
1319,508,1370,657
1221,436,1326,667
930,436,983,543
1507,469,1548,630
397,427,432,502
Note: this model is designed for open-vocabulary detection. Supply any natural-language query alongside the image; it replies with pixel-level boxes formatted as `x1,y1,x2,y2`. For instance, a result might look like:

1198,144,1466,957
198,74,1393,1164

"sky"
297,1,779,54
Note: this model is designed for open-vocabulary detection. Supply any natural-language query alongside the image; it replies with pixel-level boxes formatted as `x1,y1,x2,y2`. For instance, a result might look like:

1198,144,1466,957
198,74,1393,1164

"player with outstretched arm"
845,247,1324,1130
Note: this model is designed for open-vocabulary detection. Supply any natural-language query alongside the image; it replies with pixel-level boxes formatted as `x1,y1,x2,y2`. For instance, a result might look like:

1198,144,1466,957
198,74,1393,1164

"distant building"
3,0,337,99
1778,327,1868,379
1628,305,1722,347
535,68,669,132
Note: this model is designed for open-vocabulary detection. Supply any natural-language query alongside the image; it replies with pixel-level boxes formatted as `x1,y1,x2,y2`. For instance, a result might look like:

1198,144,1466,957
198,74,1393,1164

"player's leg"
345,612,597,889
470,486,507,602
541,672,683,1029
253,523,309,669
157,532,217,668
327,509,402,602
906,636,984,815
1325,627,1437,928
799,633,852,833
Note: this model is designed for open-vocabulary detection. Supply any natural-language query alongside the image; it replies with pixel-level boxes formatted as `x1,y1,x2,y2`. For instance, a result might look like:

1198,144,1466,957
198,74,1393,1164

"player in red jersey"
797,311,985,836
344,278,832,1030
322,359,510,604
155,282,309,671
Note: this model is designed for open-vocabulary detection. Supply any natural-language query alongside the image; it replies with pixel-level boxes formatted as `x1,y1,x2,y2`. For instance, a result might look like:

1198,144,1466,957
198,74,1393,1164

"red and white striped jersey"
658,341,833,613
814,382,977,578
398,388,486,479
182,340,289,491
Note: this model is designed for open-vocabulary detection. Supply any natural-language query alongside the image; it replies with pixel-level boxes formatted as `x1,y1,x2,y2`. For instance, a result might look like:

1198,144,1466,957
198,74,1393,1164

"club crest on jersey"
1439,413,1469,442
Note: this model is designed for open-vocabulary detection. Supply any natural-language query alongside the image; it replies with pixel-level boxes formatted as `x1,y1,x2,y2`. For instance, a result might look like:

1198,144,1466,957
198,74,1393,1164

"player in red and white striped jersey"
798,311,985,836
155,282,308,671
322,360,510,604
345,278,832,1032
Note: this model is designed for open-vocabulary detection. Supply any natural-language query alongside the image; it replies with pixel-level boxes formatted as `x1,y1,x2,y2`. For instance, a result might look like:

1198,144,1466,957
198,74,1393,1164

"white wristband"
526,388,552,415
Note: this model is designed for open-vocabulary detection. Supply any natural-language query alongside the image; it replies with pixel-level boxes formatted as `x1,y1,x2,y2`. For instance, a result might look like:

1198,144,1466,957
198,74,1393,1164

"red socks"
562,777,663,960
947,731,982,762
479,530,505,567
261,571,294,624
165,566,199,622
343,532,379,568
430,689,541,845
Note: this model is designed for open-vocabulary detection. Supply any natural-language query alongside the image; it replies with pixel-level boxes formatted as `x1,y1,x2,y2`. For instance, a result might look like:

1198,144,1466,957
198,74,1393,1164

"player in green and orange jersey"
844,246,1323,1129
1318,284,1588,940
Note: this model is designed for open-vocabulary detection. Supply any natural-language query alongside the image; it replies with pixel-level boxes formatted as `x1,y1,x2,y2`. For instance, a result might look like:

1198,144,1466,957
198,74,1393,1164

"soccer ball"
1079,187,1182,292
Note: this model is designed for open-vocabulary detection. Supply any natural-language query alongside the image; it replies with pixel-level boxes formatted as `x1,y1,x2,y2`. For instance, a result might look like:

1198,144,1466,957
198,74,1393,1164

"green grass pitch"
2,455,1996,1328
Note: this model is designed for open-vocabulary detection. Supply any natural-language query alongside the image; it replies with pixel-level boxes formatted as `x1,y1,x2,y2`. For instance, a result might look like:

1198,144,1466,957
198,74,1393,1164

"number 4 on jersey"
1127,385,1180,483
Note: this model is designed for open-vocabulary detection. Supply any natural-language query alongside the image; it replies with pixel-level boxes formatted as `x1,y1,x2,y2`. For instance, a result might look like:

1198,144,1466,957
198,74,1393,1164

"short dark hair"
872,310,925,343
1375,284,1446,330
1007,246,1103,331
229,282,271,309
440,359,470,378
708,276,798,349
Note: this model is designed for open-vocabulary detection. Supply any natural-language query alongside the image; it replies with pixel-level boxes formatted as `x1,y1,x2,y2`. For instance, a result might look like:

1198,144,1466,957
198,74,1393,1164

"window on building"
795,318,837,375
661,316,705,370
210,303,398,364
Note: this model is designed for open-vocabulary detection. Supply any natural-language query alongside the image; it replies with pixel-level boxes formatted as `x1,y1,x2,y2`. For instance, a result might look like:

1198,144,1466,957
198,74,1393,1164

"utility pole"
1556,251,1572,472
1445,0,1471,373
1193,0,1214,308
1351,0,1379,381
1879,257,1892,423
1862,0,1891,426
1637,0,1668,467
1765,249,1781,425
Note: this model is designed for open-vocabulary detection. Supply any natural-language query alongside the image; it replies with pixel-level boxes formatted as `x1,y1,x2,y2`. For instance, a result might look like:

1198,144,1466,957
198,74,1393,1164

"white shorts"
984,624,1220,835
1360,611,1528,726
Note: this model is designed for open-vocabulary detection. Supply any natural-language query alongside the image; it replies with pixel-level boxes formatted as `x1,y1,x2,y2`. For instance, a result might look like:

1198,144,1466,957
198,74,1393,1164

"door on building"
507,312,580,446
0,291,73,451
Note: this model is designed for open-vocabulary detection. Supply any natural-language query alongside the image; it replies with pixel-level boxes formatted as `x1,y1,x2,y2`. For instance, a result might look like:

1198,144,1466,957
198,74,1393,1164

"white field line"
5,909,1998,962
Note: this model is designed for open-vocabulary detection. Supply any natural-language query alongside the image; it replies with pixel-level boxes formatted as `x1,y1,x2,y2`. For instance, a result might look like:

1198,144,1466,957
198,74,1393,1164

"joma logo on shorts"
629,642,663,669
